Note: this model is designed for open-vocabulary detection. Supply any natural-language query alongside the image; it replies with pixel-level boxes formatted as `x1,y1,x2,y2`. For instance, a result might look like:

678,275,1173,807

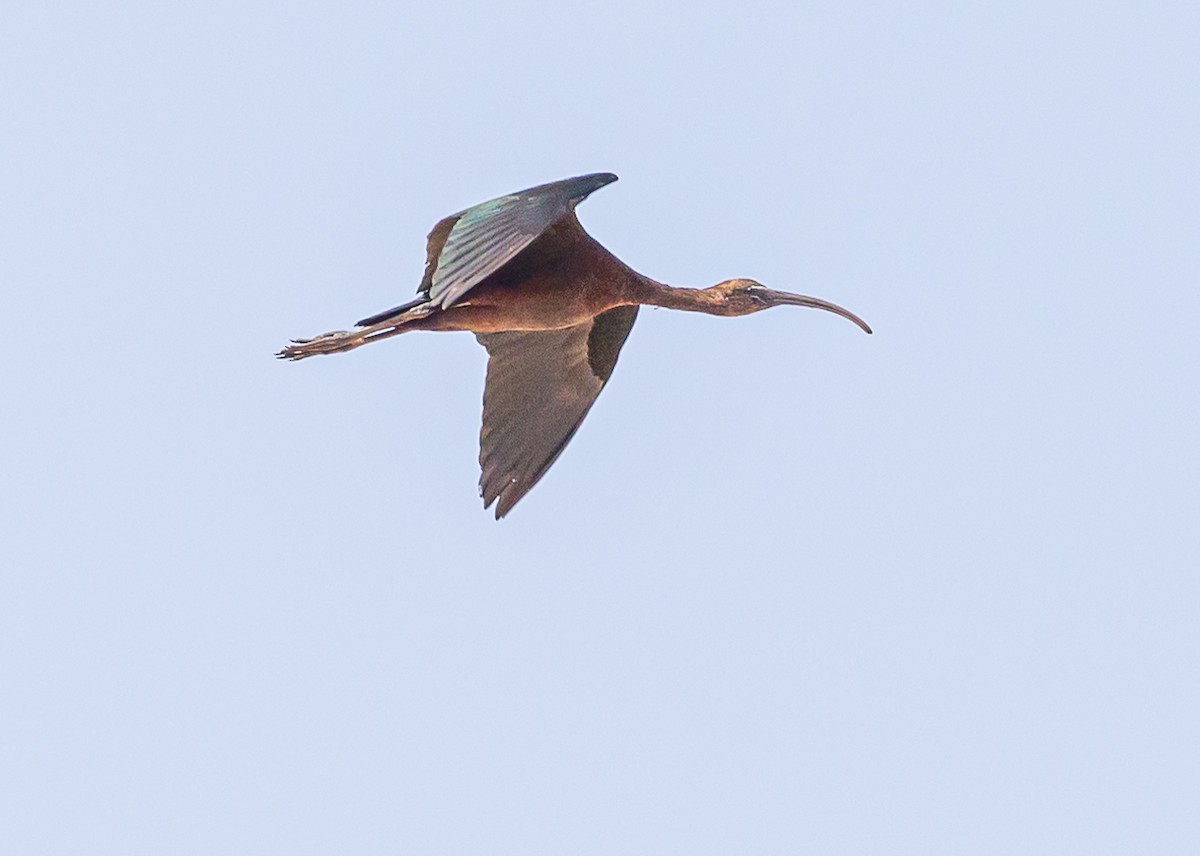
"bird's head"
711,279,873,333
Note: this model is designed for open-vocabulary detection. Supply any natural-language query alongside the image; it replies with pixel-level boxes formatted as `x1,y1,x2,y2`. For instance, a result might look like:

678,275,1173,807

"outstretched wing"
355,173,617,328
476,305,639,518
426,172,617,309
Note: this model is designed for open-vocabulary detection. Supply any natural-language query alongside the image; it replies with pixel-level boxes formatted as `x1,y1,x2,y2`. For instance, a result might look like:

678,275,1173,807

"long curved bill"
766,290,873,334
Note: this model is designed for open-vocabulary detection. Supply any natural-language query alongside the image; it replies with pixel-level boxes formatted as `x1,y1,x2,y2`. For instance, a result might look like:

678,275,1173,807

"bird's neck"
630,277,732,316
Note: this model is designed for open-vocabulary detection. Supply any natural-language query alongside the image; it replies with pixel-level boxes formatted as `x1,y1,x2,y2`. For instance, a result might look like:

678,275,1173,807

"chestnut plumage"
279,173,871,517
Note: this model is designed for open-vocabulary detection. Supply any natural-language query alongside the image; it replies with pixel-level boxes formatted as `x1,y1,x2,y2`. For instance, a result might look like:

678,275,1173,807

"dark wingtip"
481,495,507,520
570,172,618,198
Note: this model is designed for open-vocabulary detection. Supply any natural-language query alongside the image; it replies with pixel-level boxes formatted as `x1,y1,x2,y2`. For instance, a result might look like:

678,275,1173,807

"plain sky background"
2,1,1198,853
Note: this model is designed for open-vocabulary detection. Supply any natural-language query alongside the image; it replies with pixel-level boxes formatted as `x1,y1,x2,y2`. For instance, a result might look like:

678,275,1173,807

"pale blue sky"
2,1,1198,853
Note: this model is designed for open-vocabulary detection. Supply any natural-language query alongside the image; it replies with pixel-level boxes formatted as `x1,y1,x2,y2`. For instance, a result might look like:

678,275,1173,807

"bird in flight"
279,173,871,518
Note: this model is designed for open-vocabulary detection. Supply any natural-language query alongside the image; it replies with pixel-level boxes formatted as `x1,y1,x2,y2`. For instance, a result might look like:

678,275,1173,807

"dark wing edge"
428,173,617,309
476,305,639,518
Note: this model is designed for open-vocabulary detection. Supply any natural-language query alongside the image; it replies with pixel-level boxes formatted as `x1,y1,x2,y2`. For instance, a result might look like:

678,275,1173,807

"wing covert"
428,173,617,308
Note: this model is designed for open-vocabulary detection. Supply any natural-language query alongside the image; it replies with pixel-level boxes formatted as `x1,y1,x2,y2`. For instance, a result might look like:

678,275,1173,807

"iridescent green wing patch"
428,172,617,308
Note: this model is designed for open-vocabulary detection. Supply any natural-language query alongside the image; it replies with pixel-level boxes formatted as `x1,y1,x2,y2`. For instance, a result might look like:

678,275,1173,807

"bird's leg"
277,302,435,361
277,327,373,360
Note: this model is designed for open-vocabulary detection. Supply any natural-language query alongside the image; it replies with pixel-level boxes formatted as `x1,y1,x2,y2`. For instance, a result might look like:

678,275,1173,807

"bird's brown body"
407,215,636,334
280,173,870,517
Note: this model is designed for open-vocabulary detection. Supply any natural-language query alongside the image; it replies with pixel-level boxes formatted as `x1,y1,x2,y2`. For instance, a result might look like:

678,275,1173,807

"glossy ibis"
279,173,871,518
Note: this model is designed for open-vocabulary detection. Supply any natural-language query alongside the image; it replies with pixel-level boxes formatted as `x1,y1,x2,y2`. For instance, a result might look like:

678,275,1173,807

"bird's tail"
355,296,427,328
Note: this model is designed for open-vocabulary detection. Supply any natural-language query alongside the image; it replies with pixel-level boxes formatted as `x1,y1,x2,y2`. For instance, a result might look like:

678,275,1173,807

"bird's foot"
276,329,364,360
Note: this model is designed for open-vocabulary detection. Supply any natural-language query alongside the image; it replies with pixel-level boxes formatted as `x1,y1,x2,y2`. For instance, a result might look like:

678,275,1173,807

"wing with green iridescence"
476,305,639,518
427,172,618,309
